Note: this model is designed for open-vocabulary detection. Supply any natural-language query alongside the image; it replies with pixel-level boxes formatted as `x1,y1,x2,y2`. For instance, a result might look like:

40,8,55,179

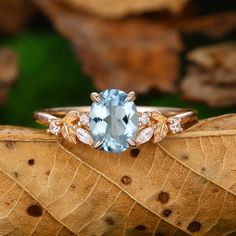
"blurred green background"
0,9,235,128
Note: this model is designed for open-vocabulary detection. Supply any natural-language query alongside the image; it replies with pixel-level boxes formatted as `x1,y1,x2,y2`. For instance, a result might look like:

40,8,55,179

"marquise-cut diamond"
136,127,154,144
49,120,61,135
76,128,93,145
169,118,182,133
89,89,138,153
139,112,150,125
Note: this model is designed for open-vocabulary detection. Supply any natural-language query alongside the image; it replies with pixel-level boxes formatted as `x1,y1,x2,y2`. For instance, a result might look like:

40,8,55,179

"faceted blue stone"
89,89,138,153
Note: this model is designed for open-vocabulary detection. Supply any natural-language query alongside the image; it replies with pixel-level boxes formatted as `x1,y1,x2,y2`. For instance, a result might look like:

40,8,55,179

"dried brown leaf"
62,111,79,125
176,11,236,38
0,0,35,35
154,122,169,143
34,0,183,94
152,113,169,143
0,48,18,85
61,124,77,144
0,114,236,235
187,42,236,84
0,48,18,105
181,42,236,107
181,66,236,107
56,0,190,19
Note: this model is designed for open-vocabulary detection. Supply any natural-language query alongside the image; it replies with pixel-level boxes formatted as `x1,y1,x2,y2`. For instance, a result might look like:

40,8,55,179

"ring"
34,89,198,154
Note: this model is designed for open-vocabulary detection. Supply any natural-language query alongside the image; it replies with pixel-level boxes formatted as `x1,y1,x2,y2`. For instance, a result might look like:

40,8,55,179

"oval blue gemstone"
89,89,138,153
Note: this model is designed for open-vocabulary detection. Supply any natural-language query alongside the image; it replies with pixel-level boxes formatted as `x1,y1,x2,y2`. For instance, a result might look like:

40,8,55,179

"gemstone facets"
168,118,182,133
49,120,61,135
89,89,138,153
79,114,89,126
136,127,154,144
76,128,93,145
139,112,150,125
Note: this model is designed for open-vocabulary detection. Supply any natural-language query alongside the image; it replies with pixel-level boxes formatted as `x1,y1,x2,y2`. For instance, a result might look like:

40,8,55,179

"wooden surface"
0,114,236,235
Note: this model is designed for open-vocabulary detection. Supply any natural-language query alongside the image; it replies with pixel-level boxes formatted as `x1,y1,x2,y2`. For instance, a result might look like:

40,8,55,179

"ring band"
34,89,198,154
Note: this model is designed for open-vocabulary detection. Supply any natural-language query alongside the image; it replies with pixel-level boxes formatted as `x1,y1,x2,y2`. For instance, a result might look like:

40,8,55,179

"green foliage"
0,31,93,126
0,31,235,127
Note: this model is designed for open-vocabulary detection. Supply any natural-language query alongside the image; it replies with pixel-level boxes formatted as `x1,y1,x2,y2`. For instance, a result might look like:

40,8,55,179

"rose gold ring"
34,89,198,154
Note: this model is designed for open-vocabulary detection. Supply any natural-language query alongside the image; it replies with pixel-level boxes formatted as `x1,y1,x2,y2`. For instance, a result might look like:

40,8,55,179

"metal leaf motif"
61,124,77,144
152,113,168,143
151,112,167,122
62,111,79,125
60,111,80,144
153,122,168,143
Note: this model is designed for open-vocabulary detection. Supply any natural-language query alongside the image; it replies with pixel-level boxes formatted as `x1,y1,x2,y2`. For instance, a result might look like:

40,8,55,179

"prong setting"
90,92,101,103
125,91,136,102
48,119,62,135
168,117,182,133
93,140,104,149
127,139,137,148
36,88,198,154
90,89,138,153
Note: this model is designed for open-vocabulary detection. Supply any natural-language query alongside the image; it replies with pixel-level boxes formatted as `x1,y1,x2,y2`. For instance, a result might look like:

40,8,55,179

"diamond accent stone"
80,114,89,126
139,112,150,125
76,128,93,145
136,127,154,144
89,89,138,153
49,120,61,135
169,118,182,133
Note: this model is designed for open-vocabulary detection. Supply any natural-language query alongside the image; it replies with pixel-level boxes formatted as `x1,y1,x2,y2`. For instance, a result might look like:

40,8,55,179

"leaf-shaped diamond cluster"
48,110,183,148
48,111,93,145
136,112,182,144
